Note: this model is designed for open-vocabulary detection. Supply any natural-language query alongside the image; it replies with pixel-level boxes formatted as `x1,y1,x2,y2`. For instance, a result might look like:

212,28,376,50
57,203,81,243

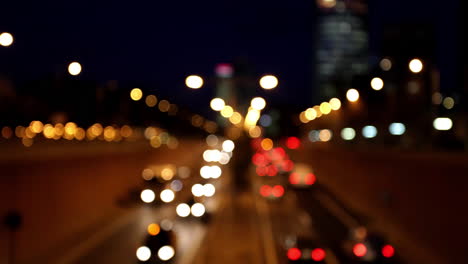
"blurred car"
288,163,317,188
137,226,176,263
342,226,397,263
284,235,328,263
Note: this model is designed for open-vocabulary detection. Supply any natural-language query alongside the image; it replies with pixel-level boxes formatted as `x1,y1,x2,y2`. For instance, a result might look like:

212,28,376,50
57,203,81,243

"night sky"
0,0,461,111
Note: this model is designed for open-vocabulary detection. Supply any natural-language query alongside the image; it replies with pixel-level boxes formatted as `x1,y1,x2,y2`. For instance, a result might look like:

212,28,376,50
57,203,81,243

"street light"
409,59,423,73
346,89,359,102
185,75,203,89
250,97,266,110
370,77,384,91
68,62,82,76
259,75,278,90
0,32,13,47
210,98,225,111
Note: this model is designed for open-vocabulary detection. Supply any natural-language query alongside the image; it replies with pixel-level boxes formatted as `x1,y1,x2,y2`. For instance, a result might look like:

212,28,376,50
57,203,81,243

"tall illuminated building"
314,0,369,100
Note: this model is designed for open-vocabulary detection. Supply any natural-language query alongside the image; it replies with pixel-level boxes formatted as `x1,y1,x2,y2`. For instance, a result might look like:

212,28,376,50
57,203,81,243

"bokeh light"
371,77,384,91
380,58,392,71
185,75,203,89
362,126,377,138
136,246,151,261
157,245,175,261
346,89,359,102
68,62,82,76
210,98,225,111
147,223,160,236
160,189,175,203
329,98,341,110
341,128,356,140
433,117,453,131
130,88,143,101
259,75,278,89
251,97,266,110
140,189,155,203
145,95,157,107
176,203,191,217
0,32,14,47
409,58,423,73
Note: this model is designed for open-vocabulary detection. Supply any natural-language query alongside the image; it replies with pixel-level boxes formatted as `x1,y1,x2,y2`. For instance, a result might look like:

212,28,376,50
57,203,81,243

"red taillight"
353,243,367,257
381,245,395,258
267,165,278,176
256,166,267,176
287,248,301,261
272,185,284,197
305,173,316,185
289,173,300,185
283,160,294,172
311,248,326,261
260,185,271,197
286,137,301,149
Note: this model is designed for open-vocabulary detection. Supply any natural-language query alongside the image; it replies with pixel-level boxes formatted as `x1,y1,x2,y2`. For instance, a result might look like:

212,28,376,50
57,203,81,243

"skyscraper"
314,0,369,101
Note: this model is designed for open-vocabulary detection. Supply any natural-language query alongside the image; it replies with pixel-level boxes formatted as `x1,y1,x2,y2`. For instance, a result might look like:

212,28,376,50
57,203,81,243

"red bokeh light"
311,248,326,261
282,160,294,172
353,243,367,257
381,245,395,258
287,248,301,261
289,173,300,185
305,173,317,185
256,166,267,176
260,185,271,197
267,165,278,176
286,136,301,149
272,185,284,197
252,153,268,166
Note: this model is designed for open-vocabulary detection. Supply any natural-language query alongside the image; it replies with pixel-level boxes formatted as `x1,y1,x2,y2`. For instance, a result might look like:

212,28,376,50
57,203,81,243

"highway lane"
0,139,206,264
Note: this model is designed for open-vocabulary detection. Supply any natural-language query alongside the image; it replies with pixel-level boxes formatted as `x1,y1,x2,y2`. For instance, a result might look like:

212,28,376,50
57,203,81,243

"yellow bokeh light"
147,223,160,236
371,77,384,91
259,75,278,90
145,95,157,107
24,127,36,139
0,32,14,47
346,89,360,102
305,108,317,120
15,126,25,138
260,138,273,151
250,97,266,110
54,123,64,137
210,98,225,111
329,98,341,110
103,126,116,141
1,126,13,139
299,112,309,123
150,136,162,148
229,112,243,125
185,75,204,89
248,126,262,138
191,115,204,127
120,125,133,138
443,97,455,109
30,121,44,133
130,88,143,101
90,123,103,137
320,102,332,115
204,121,218,134
68,62,82,76
319,129,332,142
43,124,54,139
22,137,33,147
161,167,175,180
220,105,234,118
158,100,170,112
75,128,86,140
313,106,323,118
409,59,423,73
317,0,336,9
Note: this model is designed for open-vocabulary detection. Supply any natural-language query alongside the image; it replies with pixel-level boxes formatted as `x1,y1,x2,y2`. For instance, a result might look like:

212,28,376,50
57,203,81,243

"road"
2,137,467,264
